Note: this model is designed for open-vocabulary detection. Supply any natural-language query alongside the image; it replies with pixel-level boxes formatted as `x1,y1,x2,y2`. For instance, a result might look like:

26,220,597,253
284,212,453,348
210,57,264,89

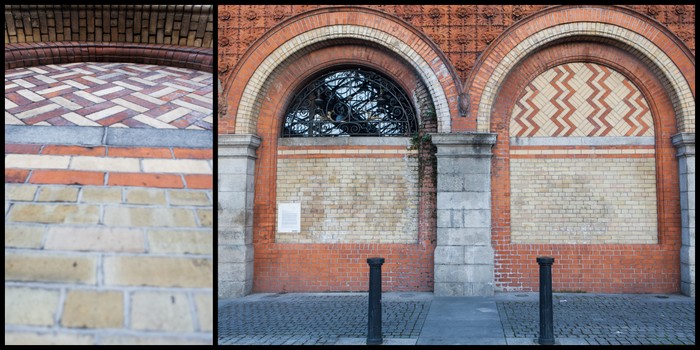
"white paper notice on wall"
278,202,301,233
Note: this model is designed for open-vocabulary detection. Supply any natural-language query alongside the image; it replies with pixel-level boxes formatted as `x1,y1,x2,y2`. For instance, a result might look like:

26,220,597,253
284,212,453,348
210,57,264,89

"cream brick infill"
276,156,419,244
4,183,213,345
510,157,658,244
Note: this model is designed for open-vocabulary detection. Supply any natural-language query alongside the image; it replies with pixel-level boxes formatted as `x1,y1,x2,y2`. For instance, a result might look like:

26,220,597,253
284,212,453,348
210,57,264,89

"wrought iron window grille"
282,68,418,137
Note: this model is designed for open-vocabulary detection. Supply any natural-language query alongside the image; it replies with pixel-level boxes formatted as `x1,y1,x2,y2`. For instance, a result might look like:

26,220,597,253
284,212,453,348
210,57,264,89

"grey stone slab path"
5,125,212,148
217,292,695,345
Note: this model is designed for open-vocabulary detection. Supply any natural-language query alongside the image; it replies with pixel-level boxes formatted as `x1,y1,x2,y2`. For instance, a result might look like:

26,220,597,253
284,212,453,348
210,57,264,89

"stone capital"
218,134,262,158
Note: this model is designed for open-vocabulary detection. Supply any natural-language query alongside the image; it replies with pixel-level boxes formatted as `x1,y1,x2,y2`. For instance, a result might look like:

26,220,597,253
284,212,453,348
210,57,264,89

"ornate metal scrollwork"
281,68,417,137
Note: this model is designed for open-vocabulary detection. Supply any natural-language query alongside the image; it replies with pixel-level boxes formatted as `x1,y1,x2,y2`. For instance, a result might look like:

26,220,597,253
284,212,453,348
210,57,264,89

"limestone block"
434,264,467,283
437,227,491,246
433,282,463,296
463,210,491,228
218,281,248,298
218,244,254,263
217,228,249,245
434,246,465,265
464,245,494,265
437,192,489,210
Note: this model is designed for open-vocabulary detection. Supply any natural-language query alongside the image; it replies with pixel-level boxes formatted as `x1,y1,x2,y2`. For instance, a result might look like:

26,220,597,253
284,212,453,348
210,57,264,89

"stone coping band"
5,42,213,73
5,125,212,149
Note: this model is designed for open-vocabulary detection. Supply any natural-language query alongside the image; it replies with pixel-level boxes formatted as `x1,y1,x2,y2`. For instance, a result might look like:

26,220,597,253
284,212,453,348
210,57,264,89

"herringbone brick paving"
5,61,213,345
5,62,212,130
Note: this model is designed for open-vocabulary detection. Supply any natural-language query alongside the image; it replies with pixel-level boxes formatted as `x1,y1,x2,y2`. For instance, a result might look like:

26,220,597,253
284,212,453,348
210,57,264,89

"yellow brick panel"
510,158,658,244
276,156,419,244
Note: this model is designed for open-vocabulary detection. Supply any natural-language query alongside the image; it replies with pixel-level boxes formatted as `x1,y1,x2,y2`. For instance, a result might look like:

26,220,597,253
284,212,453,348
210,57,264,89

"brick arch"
464,5,695,134
490,41,681,293
221,6,461,135
251,44,437,293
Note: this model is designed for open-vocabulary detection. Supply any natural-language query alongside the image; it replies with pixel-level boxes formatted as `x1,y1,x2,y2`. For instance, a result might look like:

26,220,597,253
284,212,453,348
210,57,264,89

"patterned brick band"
5,42,213,73
5,144,212,189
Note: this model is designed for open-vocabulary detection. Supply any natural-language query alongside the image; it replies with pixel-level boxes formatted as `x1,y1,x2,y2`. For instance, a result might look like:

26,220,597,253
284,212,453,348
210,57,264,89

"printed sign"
278,202,301,233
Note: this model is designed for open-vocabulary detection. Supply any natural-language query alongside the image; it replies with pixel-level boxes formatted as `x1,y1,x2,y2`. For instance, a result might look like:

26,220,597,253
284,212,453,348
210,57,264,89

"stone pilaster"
672,133,695,297
218,134,261,298
431,132,497,296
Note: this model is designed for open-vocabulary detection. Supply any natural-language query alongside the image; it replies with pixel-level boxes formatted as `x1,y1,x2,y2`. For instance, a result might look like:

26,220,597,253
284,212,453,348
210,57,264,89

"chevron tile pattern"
510,62,654,138
5,62,212,130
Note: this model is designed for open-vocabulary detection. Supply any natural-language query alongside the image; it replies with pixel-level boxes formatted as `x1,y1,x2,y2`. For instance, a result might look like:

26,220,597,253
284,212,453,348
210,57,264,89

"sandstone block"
194,293,213,332
167,190,211,206
147,229,212,254
4,287,60,326
103,206,197,227
125,188,167,205
8,203,100,224
61,289,124,328
5,224,45,248
80,186,122,203
45,226,144,252
36,186,79,202
5,252,96,284
104,256,212,288
130,291,194,332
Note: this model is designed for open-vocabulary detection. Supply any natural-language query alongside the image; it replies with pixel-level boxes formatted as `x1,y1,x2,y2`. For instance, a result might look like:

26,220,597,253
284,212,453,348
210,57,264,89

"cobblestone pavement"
218,292,695,345
497,293,695,345
218,293,431,345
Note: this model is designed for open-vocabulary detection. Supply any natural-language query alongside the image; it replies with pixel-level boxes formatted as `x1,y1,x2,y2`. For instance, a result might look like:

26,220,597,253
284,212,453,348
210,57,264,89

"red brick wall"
219,5,694,293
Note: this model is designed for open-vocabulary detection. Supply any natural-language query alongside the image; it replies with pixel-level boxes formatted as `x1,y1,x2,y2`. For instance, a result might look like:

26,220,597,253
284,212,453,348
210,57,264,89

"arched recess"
463,5,695,135
251,42,439,293
220,6,462,135
489,39,682,293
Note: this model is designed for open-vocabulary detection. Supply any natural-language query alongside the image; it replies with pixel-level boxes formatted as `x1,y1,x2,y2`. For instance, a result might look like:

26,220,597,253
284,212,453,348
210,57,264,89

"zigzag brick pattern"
510,62,654,138
5,62,213,130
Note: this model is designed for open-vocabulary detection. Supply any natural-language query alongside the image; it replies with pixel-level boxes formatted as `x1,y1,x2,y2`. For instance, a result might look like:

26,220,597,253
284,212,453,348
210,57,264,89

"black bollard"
367,257,385,345
537,256,555,345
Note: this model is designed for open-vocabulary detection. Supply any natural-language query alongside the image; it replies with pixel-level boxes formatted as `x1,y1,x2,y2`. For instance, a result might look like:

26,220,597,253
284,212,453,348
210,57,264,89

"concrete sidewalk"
218,292,695,345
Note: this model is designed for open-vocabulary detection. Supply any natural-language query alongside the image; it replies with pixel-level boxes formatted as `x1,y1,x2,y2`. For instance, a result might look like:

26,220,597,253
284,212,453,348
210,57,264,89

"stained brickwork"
510,157,658,244
5,5,213,47
276,153,419,244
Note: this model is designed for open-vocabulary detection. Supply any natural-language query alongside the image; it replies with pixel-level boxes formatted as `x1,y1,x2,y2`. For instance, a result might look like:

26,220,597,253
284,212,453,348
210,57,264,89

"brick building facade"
218,5,695,297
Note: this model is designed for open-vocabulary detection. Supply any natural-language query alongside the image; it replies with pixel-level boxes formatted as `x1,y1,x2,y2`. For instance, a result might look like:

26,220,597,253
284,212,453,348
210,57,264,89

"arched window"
282,68,418,137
